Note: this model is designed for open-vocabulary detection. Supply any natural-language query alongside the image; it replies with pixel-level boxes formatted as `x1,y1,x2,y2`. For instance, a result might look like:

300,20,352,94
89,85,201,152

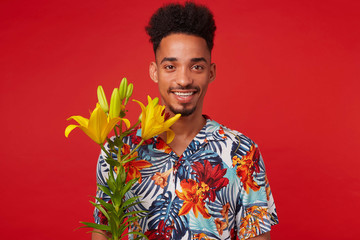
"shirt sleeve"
233,141,279,239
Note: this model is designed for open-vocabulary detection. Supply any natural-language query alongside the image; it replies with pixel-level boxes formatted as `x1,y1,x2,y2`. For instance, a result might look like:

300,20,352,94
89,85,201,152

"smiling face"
149,33,216,117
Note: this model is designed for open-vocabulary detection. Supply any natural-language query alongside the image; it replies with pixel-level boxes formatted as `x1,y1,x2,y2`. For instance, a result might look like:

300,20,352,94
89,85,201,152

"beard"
166,86,199,117
169,104,196,117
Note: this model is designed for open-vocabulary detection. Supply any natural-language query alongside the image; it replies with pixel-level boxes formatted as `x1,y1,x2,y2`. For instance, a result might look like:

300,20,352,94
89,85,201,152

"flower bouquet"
65,78,180,240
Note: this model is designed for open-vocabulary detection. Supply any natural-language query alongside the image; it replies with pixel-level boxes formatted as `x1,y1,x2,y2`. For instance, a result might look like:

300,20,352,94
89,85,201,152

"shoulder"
206,118,258,153
224,124,256,145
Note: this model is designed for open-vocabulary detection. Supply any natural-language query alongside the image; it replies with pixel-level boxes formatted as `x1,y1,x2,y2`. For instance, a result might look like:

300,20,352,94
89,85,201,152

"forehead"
156,33,211,62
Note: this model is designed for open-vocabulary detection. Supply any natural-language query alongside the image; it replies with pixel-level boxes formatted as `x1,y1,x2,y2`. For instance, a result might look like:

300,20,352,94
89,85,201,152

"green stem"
100,144,114,161
121,139,145,164
122,120,141,136
114,126,119,138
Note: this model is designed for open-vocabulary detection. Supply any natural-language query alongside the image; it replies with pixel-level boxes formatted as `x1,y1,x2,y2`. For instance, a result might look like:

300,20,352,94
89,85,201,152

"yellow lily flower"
65,103,130,144
134,96,181,144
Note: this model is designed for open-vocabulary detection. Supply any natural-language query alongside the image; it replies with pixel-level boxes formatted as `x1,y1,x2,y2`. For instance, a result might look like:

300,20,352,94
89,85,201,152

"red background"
1,0,359,239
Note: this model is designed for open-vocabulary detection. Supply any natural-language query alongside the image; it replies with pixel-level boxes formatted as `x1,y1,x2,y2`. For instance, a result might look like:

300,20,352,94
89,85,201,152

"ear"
149,62,158,83
209,63,216,83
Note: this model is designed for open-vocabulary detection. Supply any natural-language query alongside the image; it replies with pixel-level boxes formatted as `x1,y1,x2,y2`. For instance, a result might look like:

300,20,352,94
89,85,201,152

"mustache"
168,86,200,93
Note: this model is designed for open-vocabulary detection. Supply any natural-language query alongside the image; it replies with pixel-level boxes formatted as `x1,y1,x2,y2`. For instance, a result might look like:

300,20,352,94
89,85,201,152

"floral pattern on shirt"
94,118,278,239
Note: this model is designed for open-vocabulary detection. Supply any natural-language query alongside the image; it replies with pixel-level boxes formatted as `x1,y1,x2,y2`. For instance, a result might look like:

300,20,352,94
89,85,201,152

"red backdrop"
1,0,359,239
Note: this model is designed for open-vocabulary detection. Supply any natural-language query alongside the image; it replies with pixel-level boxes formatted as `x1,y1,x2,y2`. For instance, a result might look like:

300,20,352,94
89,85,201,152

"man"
93,2,278,240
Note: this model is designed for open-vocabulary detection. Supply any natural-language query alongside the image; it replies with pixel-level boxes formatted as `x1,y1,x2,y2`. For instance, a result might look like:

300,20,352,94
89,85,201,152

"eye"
164,65,175,70
191,65,204,71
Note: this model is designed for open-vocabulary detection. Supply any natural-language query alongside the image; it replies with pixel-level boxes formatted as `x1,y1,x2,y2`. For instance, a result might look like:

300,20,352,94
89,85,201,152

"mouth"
169,88,198,103
173,91,196,97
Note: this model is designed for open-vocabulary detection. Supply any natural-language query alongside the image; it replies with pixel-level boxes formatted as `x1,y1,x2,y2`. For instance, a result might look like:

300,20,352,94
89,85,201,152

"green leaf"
123,231,148,240
120,179,138,196
117,166,127,183
111,188,124,206
122,196,140,208
123,216,139,224
113,137,124,148
123,200,146,210
97,184,112,197
94,198,114,211
105,158,120,167
90,201,110,219
79,221,111,231
123,210,147,218
107,139,115,149
121,156,138,165
106,171,117,192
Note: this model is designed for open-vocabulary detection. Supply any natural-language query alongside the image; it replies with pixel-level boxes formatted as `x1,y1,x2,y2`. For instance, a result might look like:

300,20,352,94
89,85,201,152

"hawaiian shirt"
94,118,278,240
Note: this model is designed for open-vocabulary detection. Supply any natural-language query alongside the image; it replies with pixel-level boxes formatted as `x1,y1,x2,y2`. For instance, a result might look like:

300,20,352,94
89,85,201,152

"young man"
93,2,278,240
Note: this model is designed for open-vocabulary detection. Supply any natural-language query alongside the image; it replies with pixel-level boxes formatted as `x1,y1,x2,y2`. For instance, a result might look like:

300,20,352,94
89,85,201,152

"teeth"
174,92,194,97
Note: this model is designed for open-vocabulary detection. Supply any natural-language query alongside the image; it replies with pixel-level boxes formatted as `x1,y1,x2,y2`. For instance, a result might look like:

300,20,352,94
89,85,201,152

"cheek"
199,79,211,91
157,81,171,98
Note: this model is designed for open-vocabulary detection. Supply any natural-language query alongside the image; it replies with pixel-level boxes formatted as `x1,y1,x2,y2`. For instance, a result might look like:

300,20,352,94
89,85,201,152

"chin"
169,105,196,117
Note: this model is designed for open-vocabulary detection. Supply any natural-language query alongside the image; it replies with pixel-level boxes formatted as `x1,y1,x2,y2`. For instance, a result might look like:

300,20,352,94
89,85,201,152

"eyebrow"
160,57,177,64
160,57,207,64
191,57,207,63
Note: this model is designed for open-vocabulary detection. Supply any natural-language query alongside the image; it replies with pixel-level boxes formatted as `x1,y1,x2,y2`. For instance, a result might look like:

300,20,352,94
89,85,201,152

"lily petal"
133,96,180,143
65,124,79,137
67,115,89,127
133,99,146,113
88,104,108,140
65,102,126,145
164,114,181,128
166,129,175,144
78,125,101,144
133,99,147,135
101,117,122,142
121,118,131,129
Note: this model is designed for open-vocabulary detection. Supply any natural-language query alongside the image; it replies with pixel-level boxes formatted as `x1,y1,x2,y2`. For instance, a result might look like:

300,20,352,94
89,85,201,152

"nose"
175,67,193,87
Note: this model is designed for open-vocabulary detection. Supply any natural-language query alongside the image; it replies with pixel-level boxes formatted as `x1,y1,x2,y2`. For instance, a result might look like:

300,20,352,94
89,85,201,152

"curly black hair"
145,1,216,53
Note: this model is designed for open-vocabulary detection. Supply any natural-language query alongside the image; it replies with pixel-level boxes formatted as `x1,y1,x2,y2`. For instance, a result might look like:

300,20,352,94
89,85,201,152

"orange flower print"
121,143,136,156
215,218,228,235
151,168,172,188
155,138,172,154
116,143,152,183
232,155,241,167
220,203,230,224
219,126,224,135
239,206,269,239
123,159,152,183
218,126,227,139
233,145,261,194
145,219,174,240
175,179,211,219
236,167,260,194
193,233,210,240
192,160,229,202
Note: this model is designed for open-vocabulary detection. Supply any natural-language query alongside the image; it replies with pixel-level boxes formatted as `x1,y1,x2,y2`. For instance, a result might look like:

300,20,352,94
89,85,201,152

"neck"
159,111,206,156
171,113,206,139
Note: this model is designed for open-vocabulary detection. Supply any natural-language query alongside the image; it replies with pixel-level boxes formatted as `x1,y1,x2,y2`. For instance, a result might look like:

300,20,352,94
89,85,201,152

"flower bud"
124,83,134,105
126,83,133,99
109,88,121,118
97,85,109,113
119,77,128,101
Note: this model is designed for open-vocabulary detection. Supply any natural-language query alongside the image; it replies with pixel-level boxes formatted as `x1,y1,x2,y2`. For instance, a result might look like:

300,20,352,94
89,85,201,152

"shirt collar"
195,117,227,144
140,116,227,152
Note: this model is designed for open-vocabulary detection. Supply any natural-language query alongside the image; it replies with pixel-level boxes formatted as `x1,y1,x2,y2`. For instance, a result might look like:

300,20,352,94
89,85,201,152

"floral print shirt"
94,118,278,239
